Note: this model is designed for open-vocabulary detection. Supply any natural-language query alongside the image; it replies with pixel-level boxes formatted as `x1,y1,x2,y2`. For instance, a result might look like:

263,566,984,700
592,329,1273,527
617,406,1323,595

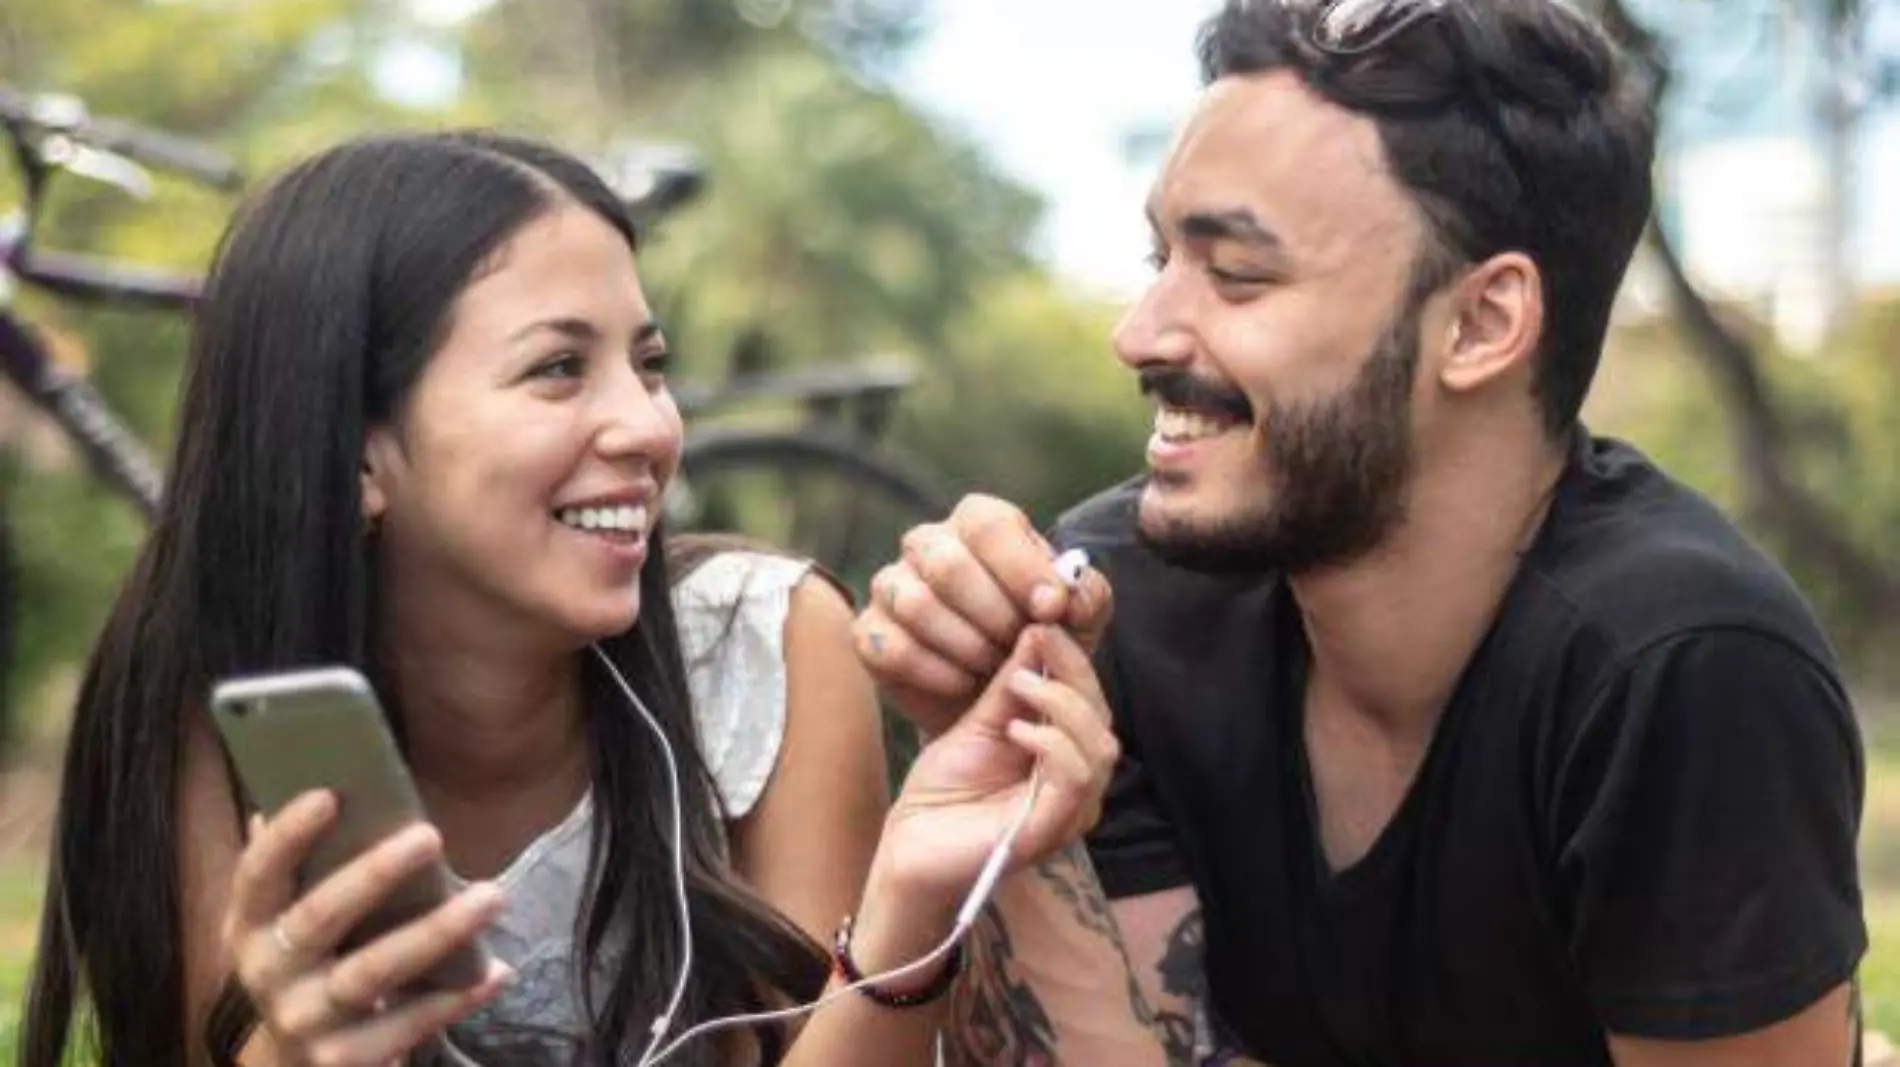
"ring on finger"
271,919,299,957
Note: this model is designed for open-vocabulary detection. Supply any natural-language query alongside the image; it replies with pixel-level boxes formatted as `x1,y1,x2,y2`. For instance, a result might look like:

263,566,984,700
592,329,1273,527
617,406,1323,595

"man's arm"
1555,629,1865,1067
940,844,1175,1066
1111,886,1209,1064
1608,982,1856,1067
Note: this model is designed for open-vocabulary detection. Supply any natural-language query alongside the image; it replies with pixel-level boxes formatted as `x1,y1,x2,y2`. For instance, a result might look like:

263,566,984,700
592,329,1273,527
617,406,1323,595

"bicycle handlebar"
13,246,202,308
0,85,244,191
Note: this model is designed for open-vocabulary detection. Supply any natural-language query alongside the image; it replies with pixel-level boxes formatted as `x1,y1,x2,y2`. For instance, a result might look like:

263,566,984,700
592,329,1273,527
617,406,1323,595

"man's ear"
1436,251,1543,395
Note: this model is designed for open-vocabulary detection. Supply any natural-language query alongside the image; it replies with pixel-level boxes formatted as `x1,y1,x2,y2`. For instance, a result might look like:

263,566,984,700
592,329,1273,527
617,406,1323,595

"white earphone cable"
589,546,1089,1066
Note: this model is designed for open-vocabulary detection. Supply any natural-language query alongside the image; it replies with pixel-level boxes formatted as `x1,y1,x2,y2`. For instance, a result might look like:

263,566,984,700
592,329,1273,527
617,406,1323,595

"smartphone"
209,665,491,992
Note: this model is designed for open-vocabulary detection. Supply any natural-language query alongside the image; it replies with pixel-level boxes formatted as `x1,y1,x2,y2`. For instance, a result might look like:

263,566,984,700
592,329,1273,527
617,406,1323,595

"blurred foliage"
1589,292,1900,685
2,0,1898,756
0,0,1139,748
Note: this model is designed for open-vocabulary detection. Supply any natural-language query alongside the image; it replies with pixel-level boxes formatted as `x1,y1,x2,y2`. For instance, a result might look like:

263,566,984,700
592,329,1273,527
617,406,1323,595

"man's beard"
1136,300,1420,576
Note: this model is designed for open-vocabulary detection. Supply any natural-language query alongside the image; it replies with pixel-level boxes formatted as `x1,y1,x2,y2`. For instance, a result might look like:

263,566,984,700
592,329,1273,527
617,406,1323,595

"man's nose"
1113,271,1197,371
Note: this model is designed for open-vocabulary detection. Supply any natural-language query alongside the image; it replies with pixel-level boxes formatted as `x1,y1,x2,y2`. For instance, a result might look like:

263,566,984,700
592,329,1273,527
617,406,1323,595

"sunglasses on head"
1302,0,1540,218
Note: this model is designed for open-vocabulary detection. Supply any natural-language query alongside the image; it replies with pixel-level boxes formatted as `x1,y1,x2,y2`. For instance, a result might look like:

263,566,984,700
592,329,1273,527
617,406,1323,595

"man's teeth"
1154,406,1235,442
557,504,649,533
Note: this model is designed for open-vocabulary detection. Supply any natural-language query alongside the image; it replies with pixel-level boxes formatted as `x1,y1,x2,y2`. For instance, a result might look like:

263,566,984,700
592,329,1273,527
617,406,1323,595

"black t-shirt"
1055,431,1866,1067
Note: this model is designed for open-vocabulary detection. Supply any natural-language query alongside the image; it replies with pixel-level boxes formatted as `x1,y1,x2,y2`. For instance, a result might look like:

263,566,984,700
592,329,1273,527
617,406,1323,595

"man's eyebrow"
1178,208,1284,250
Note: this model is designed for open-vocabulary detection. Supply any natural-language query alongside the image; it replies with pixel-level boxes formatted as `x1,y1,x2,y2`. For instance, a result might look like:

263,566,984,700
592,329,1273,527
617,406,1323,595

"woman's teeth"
1154,406,1237,442
557,504,648,533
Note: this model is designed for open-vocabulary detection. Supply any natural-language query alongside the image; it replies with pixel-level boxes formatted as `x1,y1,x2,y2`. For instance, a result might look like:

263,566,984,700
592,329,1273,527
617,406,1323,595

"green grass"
0,856,44,1064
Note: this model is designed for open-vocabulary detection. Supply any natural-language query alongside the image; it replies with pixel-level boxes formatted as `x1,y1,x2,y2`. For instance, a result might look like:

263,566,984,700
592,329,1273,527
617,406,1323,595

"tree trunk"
1596,0,1900,616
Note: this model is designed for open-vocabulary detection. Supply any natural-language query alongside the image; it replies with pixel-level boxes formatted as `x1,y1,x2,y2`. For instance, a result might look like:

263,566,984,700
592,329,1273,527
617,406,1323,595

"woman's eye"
533,351,586,380
639,350,673,377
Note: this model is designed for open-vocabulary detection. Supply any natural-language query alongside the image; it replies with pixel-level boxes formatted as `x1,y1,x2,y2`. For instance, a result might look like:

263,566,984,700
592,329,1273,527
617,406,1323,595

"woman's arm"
179,714,287,1067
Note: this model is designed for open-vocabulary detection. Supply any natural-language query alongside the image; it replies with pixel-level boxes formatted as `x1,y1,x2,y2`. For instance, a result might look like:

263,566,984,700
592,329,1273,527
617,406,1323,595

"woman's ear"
361,429,395,533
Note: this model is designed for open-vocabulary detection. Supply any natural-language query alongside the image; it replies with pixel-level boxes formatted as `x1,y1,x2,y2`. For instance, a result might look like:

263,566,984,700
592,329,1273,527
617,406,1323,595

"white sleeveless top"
443,551,813,1055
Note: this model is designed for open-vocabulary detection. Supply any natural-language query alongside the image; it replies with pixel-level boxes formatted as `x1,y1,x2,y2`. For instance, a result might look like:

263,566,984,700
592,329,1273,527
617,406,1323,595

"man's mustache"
1138,367,1254,422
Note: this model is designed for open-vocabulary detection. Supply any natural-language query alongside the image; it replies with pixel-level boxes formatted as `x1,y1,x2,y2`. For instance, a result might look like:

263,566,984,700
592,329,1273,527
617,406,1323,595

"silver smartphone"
209,665,491,992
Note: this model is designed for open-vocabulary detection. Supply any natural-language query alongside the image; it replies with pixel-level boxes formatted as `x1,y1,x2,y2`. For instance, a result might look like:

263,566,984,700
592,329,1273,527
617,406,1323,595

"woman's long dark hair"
18,131,826,1067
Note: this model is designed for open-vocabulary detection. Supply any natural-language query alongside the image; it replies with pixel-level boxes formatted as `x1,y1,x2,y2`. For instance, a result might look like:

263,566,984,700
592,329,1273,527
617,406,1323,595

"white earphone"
591,546,1092,1066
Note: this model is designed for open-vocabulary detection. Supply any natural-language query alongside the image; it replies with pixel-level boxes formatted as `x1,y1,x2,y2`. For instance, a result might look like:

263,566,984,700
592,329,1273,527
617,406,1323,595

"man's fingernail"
1008,668,1044,696
1031,583,1062,616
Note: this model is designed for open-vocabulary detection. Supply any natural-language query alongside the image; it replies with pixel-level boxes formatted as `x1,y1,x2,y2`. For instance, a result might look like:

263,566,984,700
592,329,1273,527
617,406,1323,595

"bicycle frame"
0,86,235,517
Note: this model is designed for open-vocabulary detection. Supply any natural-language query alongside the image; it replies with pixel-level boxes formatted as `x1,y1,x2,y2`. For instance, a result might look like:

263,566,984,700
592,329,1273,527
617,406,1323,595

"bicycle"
0,89,954,758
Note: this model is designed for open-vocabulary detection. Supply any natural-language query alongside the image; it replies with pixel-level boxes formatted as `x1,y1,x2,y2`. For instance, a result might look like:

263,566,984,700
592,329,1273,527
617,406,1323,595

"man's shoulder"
1522,434,1838,671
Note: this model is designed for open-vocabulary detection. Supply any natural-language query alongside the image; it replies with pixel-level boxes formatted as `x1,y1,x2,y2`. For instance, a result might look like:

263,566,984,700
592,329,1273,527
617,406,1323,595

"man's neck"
1290,431,1571,738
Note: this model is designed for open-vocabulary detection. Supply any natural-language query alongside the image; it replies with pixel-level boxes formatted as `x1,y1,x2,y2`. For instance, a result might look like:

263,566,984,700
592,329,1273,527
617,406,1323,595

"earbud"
1053,548,1091,587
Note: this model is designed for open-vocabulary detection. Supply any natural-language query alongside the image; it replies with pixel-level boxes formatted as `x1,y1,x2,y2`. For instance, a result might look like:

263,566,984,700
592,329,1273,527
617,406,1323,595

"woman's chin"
550,590,643,644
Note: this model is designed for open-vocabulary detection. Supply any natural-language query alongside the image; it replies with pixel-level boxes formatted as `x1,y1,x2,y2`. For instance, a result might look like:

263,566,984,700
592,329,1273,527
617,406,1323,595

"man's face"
1109,71,1436,573
1116,70,1439,574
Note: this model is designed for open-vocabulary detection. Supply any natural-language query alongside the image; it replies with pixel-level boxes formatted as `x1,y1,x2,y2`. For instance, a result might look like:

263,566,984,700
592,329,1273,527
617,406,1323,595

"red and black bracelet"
829,913,964,1009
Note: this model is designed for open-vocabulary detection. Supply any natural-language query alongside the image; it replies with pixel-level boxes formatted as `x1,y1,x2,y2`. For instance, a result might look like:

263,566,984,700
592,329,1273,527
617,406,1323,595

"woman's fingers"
1002,720,1107,851
301,960,512,1067
276,823,445,962
229,790,338,932
1029,624,1109,713
325,881,508,1008
1004,646,1119,775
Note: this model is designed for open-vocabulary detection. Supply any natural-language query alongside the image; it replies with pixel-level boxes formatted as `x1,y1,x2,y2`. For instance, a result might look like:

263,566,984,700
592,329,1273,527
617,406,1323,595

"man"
856,0,1867,1064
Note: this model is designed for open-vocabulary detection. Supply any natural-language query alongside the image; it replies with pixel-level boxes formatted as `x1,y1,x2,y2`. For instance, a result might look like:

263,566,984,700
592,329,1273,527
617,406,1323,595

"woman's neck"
376,599,595,877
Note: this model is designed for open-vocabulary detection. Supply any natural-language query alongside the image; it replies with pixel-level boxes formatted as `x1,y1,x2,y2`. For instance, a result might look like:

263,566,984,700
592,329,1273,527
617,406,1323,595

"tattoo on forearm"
942,844,1212,1066
942,908,1059,1067
1034,845,1203,1065
1033,842,1122,941
1153,909,1207,1064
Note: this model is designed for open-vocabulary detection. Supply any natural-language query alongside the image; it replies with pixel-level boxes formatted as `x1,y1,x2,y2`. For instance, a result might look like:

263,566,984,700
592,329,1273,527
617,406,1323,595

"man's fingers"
1061,565,1115,650
947,495,1074,625
869,563,1009,674
855,609,981,701
901,520,1027,644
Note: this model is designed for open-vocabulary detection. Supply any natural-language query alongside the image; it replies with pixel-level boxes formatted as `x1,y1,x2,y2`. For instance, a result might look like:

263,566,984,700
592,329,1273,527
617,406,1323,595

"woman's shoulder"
672,546,846,818
672,548,819,614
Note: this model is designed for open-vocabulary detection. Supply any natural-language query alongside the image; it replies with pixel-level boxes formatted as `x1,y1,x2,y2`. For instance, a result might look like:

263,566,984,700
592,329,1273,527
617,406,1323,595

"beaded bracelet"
829,913,964,1009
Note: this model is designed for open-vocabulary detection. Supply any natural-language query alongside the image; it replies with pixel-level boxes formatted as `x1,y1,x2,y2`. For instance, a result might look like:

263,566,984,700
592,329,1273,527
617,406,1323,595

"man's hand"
853,494,1114,737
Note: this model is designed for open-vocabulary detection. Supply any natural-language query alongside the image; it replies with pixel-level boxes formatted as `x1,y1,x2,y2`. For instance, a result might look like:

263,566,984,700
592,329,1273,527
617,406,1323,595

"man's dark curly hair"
1195,0,1657,435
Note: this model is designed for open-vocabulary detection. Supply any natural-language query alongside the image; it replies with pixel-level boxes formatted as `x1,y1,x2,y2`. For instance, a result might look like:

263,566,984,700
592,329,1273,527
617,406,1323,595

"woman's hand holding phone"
221,789,514,1067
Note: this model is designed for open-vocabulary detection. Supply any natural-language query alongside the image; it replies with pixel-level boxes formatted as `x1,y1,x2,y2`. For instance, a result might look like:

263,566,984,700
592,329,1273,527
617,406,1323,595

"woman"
17,131,1116,1067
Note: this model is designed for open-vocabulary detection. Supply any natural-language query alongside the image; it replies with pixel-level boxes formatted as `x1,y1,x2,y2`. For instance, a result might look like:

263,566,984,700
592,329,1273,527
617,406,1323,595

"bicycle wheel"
671,425,952,600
